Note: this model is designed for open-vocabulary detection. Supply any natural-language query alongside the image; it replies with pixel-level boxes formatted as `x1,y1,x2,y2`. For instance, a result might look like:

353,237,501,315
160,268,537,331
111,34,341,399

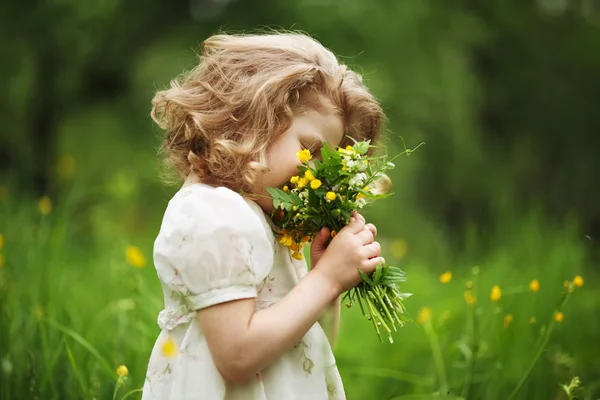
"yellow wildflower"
529,279,540,293
292,206,297,211
341,195,346,201
126,246,146,268
297,149,312,163
345,145,354,152
439,271,452,284
283,185,289,192
297,178,308,188
417,307,431,324
490,285,501,301
0,233,3,250
116,365,129,377
280,235,293,247
290,176,299,184
310,179,322,189
573,275,584,287
162,337,177,357
464,290,476,304
554,311,564,323
39,196,52,215
330,230,337,238
529,316,537,324
292,251,303,260
290,241,301,252
304,170,315,181
301,236,311,243
342,165,348,171
325,192,336,201
391,239,408,259
356,193,365,199
504,314,513,328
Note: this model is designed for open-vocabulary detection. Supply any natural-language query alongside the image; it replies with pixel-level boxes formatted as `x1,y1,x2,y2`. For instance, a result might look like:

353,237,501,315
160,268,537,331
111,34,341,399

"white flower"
356,198,367,208
346,160,355,169
357,161,368,172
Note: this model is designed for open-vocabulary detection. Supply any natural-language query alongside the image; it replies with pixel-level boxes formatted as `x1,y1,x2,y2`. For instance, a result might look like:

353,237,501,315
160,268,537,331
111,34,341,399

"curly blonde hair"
151,31,386,194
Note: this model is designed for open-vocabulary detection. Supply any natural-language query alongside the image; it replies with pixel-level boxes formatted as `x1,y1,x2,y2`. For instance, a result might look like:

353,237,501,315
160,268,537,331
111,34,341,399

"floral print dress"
141,183,346,400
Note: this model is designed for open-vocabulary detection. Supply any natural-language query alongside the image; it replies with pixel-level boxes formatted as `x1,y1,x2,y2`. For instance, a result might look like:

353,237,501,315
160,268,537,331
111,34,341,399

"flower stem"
506,289,573,400
424,320,448,394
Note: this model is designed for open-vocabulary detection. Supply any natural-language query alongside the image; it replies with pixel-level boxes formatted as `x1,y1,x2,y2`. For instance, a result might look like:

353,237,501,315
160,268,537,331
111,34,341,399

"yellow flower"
391,239,408,259
297,178,308,188
573,275,584,287
116,365,129,377
290,176,299,184
464,290,476,304
529,316,537,324
439,271,452,284
490,285,501,301
529,279,540,293
297,149,312,163
280,235,293,247
554,311,564,323
162,337,177,357
126,246,146,268
292,206,297,211
301,236,311,243
290,241,301,252
292,251,303,260
39,196,52,215
345,145,355,152
304,170,315,181
325,192,336,201
330,230,337,238
0,233,3,250
342,165,348,171
283,185,289,192
310,179,322,189
417,307,432,324
356,193,365,199
504,314,513,328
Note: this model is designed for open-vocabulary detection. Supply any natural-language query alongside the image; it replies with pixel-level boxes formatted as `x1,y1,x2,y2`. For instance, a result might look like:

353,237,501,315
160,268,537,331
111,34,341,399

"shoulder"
160,183,270,241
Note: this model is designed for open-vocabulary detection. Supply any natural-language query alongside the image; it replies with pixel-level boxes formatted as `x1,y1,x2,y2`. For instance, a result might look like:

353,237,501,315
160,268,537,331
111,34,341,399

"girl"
142,32,386,400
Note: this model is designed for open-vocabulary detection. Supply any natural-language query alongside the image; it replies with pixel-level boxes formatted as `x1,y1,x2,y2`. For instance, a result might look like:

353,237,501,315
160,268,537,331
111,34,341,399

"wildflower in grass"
57,154,76,179
490,285,501,301
297,149,312,163
391,239,408,259
162,336,177,357
310,179,322,189
555,311,564,323
325,191,336,202
573,275,584,287
39,196,52,215
417,307,431,324
283,185,289,192
0,254,4,269
530,316,537,324
529,279,540,293
504,314,513,328
116,365,129,377
290,176,299,184
464,290,476,304
439,271,452,284
126,246,147,268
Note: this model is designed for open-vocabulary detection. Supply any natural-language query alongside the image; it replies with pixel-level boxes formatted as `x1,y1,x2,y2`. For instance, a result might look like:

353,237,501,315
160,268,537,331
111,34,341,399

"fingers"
352,211,366,225
345,214,366,234
365,223,377,239
362,256,385,274
356,228,374,244
362,241,381,259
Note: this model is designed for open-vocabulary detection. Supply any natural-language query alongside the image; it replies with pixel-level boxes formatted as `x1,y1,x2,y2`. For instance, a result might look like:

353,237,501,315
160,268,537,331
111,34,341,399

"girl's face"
253,97,344,215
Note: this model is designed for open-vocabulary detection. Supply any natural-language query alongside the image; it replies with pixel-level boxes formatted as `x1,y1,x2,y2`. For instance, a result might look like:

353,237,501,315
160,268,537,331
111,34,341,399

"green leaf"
358,269,375,286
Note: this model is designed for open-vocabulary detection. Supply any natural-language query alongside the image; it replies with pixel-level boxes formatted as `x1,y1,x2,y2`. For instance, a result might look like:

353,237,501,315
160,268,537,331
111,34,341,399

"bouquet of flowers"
267,138,420,343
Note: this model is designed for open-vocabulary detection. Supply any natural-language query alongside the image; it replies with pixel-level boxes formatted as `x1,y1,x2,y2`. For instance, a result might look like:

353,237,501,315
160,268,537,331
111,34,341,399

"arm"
197,267,340,383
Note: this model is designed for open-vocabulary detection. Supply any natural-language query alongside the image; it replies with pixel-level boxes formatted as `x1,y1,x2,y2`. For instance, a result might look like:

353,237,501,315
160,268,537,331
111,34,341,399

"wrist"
309,266,343,301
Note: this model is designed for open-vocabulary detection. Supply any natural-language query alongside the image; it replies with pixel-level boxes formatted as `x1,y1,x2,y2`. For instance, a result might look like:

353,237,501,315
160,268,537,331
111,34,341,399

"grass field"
0,178,598,400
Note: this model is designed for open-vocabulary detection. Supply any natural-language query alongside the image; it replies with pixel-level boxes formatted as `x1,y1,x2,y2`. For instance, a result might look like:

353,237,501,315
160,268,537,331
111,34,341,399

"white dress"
141,183,346,400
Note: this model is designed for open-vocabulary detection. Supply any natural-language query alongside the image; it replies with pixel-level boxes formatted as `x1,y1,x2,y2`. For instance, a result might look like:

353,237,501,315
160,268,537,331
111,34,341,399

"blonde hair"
151,31,386,194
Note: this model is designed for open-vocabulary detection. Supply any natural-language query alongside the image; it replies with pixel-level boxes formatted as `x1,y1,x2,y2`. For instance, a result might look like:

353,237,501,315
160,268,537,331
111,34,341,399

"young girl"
142,32,386,400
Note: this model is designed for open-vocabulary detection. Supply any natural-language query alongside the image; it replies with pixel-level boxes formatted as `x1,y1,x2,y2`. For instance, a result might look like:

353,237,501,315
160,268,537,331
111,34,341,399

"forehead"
296,93,344,146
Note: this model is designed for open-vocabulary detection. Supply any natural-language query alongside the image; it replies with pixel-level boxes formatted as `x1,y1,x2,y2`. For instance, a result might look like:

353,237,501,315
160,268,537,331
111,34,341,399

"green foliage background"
1,0,599,399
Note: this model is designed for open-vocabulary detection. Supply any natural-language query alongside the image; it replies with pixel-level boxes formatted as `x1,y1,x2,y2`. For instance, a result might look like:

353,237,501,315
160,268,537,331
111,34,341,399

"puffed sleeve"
153,185,274,310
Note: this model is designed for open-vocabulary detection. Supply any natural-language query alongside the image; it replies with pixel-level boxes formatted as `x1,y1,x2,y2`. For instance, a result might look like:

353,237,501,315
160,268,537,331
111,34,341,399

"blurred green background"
1,0,599,399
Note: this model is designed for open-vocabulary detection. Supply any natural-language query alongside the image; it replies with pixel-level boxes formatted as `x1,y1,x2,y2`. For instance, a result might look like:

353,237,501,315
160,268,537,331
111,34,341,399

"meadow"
0,163,597,399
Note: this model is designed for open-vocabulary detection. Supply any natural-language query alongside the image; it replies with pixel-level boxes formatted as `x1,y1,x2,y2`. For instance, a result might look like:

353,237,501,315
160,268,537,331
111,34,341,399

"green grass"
0,180,598,400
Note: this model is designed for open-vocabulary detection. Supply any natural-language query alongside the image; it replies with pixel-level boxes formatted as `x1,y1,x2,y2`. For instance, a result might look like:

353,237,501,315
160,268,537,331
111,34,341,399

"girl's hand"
312,212,383,294
310,213,377,270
